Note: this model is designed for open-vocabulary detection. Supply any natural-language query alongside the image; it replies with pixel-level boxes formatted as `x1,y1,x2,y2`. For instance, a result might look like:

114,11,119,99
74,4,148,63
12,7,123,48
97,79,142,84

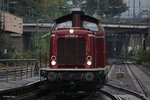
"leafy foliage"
7,0,127,22
36,32,49,63
137,50,150,67
0,48,20,59
8,0,67,22
83,0,128,17
9,0,43,20
107,0,128,17
137,24,150,67
148,28,150,46
42,0,68,22
84,0,108,16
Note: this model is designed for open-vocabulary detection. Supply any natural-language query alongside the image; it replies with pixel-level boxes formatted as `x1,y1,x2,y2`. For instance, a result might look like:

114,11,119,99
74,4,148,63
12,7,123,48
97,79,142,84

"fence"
0,59,38,81
101,18,149,25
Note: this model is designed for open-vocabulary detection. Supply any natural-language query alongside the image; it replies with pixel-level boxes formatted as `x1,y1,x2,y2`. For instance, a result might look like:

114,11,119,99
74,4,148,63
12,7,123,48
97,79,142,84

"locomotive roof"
54,11,99,24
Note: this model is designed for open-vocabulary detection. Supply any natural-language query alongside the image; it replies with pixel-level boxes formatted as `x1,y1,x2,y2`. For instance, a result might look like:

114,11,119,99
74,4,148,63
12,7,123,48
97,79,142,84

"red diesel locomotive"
40,11,106,92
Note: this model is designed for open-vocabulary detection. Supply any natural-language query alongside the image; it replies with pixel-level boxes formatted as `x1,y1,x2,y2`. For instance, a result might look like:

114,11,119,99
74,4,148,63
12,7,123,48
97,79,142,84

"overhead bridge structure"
23,23,149,34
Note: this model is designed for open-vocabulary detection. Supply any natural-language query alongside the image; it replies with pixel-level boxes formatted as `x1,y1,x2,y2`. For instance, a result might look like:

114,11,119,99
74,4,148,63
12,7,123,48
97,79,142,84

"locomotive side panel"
94,23,106,68
95,37,106,68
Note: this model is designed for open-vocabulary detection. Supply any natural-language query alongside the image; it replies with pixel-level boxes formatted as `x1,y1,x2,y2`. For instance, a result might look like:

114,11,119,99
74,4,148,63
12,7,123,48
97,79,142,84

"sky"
122,0,150,18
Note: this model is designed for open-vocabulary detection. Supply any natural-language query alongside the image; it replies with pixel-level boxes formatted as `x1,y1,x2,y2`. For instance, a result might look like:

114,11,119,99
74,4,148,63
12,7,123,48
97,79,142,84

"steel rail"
0,82,122,100
48,90,120,100
105,83,148,100
0,81,40,100
100,90,120,100
15,89,41,100
127,64,149,98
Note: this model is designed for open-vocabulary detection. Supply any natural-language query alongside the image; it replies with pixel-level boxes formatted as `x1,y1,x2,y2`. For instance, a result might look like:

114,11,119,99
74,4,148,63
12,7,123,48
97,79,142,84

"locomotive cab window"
55,21,72,30
83,21,98,31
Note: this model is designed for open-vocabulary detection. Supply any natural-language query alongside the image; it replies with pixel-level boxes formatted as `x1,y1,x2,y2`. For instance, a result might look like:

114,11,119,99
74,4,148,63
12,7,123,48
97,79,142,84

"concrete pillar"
23,32,32,51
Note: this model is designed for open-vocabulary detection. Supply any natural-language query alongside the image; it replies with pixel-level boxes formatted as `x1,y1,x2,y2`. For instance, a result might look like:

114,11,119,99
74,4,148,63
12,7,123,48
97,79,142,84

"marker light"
51,56,56,60
51,60,56,66
87,56,92,61
87,60,92,66
69,29,74,34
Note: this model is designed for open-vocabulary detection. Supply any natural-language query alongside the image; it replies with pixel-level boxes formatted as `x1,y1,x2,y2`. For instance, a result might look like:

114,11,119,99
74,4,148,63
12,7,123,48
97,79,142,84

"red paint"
49,11,106,69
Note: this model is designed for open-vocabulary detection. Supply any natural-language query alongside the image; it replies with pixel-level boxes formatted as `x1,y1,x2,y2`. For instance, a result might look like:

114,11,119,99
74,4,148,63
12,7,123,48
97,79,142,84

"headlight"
47,72,57,81
69,29,74,34
51,60,56,66
85,72,94,81
87,60,92,66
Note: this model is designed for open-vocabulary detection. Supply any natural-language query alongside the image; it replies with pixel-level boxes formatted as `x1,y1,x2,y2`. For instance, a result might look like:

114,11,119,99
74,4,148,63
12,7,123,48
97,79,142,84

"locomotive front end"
40,11,106,92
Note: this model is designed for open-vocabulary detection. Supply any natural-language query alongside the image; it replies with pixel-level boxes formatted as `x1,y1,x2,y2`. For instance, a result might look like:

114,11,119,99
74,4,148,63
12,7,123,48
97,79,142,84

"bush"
135,49,150,67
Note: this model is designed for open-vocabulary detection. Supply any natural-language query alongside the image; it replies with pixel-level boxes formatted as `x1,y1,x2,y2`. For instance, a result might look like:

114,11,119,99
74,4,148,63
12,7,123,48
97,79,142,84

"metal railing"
23,17,149,25
101,18,149,25
0,59,38,81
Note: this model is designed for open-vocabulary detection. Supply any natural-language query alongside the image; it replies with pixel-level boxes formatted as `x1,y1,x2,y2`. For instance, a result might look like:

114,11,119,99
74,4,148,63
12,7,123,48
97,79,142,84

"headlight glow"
87,60,92,66
69,29,74,34
51,60,56,66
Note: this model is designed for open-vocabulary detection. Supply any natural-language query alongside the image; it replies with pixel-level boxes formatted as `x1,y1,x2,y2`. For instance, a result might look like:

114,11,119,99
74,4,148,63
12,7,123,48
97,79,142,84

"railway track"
0,79,147,100
105,83,147,100
100,90,122,100
38,90,121,100
126,64,149,98
103,62,149,100
0,81,41,100
0,79,121,100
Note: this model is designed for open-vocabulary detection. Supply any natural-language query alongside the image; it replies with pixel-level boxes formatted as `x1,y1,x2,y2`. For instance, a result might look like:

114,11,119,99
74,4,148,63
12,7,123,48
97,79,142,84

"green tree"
82,0,128,17
43,0,67,22
107,0,128,17
148,28,150,46
84,0,108,16
8,0,127,21
9,0,43,21
9,0,66,22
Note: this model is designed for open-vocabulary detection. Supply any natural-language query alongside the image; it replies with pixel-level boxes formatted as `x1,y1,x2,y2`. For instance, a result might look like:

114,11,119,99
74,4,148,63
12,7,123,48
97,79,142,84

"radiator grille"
57,38,86,64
